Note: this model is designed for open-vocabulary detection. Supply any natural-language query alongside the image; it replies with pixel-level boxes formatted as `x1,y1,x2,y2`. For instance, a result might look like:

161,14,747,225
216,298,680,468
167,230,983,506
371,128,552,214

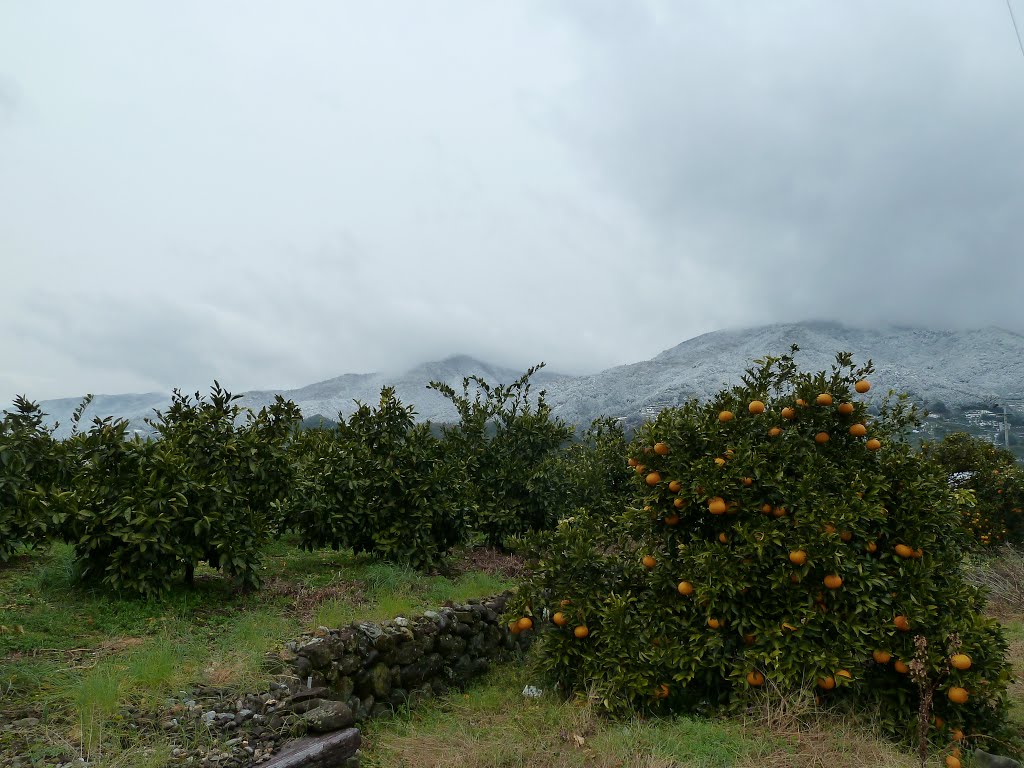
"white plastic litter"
522,685,544,698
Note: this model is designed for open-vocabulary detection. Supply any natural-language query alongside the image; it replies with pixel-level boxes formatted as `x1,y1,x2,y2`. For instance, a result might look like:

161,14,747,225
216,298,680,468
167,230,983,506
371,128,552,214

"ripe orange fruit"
934,715,945,729
789,550,808,566
866,438,881,451
823,523,836,535
707,617,722,629
708,497,727,515
653,683,669,699
668,480,682,493
677,581,694,596
815,431,830,444
761,503,773,514
894,615,911,631
664,513,680,526
748,400,766,414
948,687,969,704
719,410,735,423
768,426,782,437
839,530,853,542
945,756,961,768
836,669,852,680
718,533,729,544
635,464,646,474
894,659,909,674
894,544,914,558
552,611,567,627
950,654,972,670
796,398,807,407
866,541,878,553
824,574,843,590
673,497,685,509
509,620,522,635
951,728,965,742
714,457,726,467
849,423,867,437
746,670,765,686
837,402,855,415
560,599,572,607
773,505,787,518
654,442,670,455
742,477,753,486
872,650,892,664
816,393,833,406
516,617,534,632
645,471,662,486
855,380,871,393
817,675,836,690
781,406,796,420
912,548,923,559
574,625,589,639
642,555,656,569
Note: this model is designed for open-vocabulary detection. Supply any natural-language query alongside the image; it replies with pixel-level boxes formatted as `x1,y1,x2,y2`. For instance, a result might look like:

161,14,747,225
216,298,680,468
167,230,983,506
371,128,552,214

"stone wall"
275,591,532,735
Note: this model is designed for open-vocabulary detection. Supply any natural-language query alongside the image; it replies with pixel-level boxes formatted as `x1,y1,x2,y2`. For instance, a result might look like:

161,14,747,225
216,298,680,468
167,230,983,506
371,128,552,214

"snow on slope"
25,323,1024,437
546,322,1024,425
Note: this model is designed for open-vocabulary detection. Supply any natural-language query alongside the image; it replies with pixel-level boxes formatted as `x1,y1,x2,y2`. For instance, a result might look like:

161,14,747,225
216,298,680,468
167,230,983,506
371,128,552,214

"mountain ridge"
20,322,1024,439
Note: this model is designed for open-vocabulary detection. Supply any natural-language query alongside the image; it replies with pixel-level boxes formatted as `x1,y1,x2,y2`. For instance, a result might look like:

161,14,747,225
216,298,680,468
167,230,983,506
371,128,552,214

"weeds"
965,545,1024,616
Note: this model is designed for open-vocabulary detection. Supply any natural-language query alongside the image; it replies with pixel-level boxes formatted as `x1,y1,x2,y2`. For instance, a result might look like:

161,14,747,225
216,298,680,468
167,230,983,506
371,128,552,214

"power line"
1008,0,1024,60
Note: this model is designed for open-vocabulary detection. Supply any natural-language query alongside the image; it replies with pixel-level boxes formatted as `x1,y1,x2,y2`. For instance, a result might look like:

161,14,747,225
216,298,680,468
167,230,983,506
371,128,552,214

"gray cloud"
2,1,1023,405
548,1,1024,329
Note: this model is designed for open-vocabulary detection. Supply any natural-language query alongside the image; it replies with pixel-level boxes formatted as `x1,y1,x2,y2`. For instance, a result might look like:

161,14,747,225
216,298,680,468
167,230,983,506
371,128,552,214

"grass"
2,540,1021,767
360,665,939,768
0,537,516,765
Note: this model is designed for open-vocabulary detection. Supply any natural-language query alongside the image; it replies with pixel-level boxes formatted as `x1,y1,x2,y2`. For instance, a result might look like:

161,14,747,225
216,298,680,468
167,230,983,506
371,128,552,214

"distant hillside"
24,322,1024,458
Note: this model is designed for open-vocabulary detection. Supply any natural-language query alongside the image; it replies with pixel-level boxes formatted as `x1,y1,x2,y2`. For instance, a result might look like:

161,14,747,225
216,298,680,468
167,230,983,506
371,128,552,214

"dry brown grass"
965,545,1024,618
441,546,528,581
733,682,931,768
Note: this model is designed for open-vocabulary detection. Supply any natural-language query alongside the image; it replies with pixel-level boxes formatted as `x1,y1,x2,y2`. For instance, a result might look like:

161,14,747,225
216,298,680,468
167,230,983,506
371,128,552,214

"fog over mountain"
3,4,1023,406
28,322,1024,440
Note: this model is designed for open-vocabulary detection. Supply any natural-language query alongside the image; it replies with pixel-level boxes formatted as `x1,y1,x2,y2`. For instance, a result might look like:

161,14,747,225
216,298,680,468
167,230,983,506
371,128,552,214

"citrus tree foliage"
0,397,74,560
514,349,1012,748
287,387,467,569
922,432,1024,546
429,364,574,547
560,417,633,519
65,384,300,596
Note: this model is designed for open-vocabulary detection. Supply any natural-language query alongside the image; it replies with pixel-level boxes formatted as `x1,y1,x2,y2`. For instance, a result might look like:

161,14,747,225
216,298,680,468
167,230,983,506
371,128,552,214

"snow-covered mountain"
25,322,1024,439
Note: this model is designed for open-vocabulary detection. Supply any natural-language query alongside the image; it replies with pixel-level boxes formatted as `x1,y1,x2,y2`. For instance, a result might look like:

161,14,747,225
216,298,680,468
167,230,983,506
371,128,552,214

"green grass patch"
0,535,514,763
361,665,782,768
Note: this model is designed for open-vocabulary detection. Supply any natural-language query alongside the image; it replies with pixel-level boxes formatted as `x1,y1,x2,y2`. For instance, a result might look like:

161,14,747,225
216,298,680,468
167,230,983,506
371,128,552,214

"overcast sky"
2,1,1024,404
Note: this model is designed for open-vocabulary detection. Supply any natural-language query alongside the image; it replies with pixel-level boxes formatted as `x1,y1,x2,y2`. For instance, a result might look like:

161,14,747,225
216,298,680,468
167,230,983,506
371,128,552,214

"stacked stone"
279,592,531,733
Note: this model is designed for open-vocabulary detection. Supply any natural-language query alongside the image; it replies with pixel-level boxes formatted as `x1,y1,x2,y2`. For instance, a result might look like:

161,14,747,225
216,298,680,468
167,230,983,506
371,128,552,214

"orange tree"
559,417,634,519
921,432,1024,547
285,387,469,569
63,384,301,596
429,364,574,547
0,397,77,561
513,349,1013,751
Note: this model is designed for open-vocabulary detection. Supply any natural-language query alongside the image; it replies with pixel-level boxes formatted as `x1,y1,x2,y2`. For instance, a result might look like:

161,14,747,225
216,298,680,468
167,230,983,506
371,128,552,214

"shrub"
286,387,468,569
560,417,633,519
0,397,70,560
921,432,1024,546
64,384,301,596
429,364,574,547
514,348,1013,750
